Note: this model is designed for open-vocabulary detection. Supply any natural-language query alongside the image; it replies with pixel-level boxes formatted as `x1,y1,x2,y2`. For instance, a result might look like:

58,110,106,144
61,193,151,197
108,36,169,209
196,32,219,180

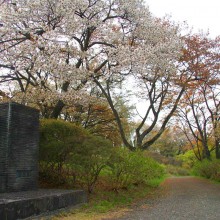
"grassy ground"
49,177,166,220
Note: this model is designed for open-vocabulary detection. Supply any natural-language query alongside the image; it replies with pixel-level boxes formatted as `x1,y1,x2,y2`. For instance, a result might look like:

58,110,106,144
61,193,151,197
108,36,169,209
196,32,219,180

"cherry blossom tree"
0,0,185,149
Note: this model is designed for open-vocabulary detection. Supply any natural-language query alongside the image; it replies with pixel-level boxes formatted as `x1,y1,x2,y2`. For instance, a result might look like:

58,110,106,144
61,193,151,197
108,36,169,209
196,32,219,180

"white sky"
145,0,220,37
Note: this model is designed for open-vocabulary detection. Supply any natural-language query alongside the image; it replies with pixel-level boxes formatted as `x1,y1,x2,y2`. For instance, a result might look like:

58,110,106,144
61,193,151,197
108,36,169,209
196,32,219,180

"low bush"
39,119,166,193
166,164,190,176
71,135,113,193
39,119,87,184
39,119,114,192
176,150,198,169
107,148,165,190
192,159,220,182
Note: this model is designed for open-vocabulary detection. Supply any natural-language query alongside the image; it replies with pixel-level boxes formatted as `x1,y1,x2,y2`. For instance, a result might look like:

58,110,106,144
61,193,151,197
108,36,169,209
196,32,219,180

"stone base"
0,189,87,220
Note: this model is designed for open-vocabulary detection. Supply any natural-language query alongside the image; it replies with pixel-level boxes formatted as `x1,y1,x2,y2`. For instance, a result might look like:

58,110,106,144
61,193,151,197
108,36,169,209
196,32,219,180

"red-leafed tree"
177,33,220,159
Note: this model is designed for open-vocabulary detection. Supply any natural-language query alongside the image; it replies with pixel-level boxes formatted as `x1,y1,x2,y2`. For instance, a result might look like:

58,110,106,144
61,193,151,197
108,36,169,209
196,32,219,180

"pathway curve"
109,177,220,220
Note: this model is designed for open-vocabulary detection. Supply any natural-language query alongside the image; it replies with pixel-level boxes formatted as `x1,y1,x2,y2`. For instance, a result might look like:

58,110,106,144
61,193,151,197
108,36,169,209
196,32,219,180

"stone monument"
0,102,39,193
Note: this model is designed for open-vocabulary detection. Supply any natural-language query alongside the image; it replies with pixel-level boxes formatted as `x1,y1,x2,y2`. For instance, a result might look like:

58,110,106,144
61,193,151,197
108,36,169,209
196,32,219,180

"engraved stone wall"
0,102,39,192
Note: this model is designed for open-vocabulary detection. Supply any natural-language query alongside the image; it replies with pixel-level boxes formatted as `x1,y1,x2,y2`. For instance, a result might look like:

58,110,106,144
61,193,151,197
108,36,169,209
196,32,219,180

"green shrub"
71,135,113,193
39,119,165,192
39,119,114,191
176,150,197,169
107,148,165,190
192,159,220,182
166,164,190,176
39,119,87,184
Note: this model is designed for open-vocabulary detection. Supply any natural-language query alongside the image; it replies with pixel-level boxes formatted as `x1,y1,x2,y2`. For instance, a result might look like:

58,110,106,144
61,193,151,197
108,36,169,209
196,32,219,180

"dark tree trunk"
49,58,82,119
50,100,65,119
202,144,211,159
215,139,220,159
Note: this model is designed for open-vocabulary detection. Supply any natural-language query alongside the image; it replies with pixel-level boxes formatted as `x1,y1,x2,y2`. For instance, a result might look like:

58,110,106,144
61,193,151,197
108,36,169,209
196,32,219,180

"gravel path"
109,176,220,220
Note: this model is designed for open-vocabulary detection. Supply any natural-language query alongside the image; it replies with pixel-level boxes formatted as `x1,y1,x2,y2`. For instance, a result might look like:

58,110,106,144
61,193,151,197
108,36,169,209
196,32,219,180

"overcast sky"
145,0,220,37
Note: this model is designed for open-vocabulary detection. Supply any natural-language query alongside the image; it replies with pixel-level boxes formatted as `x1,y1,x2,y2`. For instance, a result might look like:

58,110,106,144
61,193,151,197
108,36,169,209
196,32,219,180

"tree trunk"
202,144,211,159
50,100,65,119
50,81,70,118
215,139,220,159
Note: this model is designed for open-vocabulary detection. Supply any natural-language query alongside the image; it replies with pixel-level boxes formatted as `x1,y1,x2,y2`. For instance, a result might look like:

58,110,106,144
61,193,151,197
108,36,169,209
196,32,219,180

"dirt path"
108,177,220,220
